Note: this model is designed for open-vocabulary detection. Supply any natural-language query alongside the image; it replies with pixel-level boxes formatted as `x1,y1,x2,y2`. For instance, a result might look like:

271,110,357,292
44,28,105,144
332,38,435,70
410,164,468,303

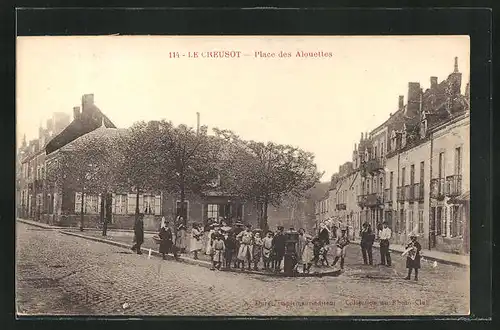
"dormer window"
364,150,369,162
402,130,407,148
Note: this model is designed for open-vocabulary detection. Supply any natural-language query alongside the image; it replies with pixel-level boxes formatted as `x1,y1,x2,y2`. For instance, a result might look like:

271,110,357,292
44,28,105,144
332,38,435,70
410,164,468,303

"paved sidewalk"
351,239,469,267
16,218,158,233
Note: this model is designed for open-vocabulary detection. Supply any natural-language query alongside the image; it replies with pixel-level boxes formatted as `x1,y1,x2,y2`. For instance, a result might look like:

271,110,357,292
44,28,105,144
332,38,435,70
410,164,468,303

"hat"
235,222,244,227
409,232,418,238
246,223,252,228
221,226,232,232
305,234,313,240
277,226,284,230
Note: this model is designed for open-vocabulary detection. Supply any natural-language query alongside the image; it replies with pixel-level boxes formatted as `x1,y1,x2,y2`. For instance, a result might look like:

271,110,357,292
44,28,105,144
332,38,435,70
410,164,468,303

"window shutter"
75,192,81,213
112,193,116,214
155,195,161,215
128,193,136,214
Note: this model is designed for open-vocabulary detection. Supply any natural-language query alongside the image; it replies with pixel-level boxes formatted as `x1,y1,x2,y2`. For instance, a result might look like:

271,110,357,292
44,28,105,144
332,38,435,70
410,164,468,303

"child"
223,232,237,270
262,231,274,270
332,227,350,270
211,234,225,270
252,232,263,271
319,244,330,266
404,233,422,281
301,234,314,273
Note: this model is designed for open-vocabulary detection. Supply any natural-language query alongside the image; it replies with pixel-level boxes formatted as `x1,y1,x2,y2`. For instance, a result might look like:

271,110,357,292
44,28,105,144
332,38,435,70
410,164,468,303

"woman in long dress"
296,228,307,265
404,233,422,281
190,223,203,259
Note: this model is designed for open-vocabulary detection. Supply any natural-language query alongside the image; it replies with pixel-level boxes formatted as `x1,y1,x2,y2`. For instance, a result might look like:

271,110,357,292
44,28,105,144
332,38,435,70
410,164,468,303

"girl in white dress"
190,223,203,259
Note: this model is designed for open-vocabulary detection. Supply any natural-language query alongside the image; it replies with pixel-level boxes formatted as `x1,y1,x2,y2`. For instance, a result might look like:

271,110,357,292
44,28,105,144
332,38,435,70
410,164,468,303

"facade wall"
429,115,470,254
391,140,431,247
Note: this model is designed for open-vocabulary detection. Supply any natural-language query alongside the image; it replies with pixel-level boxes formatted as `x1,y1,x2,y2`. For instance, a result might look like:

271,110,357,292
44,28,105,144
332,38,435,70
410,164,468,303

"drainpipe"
429,134,434,251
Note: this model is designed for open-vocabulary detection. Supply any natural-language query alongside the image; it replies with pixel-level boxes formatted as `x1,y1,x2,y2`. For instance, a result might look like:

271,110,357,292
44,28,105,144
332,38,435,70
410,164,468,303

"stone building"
318,57,470,254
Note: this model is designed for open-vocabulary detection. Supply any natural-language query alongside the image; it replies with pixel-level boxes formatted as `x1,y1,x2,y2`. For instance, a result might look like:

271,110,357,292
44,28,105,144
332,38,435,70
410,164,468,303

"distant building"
318,57,470,254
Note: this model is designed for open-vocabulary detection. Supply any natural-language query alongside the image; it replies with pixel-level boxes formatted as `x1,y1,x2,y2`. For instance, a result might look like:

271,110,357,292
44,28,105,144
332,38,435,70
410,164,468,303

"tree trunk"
135,187,140,221
262,200,269,232
180,182,186,226
80,187,85,231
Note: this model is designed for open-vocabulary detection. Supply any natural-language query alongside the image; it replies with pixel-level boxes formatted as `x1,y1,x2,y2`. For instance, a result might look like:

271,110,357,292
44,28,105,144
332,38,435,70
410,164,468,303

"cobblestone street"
16,222,469,316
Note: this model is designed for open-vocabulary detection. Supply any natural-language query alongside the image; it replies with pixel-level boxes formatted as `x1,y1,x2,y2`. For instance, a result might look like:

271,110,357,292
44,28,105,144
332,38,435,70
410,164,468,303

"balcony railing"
365,192,384,207
431,178,445,199
445,175,462,197
357,195,366,208
397,186,405,202
384,188,392,203
361,158,386,176
336,203,347,210
412,182,424,202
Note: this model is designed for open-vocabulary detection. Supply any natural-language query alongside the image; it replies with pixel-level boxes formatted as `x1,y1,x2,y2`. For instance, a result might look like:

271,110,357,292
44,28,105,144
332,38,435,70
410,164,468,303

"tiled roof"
46,104,116,154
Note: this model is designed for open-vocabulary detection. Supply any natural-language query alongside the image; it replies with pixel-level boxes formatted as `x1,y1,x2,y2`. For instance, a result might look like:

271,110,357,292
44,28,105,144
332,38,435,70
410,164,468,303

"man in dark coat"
131,214,144,255
159,222,173,260
272,226,286,272
360,222,375,265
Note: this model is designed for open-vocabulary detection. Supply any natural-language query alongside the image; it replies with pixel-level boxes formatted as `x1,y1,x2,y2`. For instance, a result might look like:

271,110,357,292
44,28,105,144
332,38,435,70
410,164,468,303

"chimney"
361,132,363,140
73,106,81,120
82,94,94,113
430,76,438,88
398,95,404,110
454,57,459,73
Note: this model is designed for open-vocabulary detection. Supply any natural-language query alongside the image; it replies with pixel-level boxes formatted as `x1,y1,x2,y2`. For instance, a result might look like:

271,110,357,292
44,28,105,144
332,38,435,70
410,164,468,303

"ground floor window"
436,206,442,236
207,204,218,220
114,194,127,214
418,209,424,234
408,209,414,234
451,205,462,238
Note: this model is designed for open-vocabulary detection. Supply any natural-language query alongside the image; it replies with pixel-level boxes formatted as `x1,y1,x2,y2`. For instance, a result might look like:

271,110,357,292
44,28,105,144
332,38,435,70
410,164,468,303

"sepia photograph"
16,35,470,317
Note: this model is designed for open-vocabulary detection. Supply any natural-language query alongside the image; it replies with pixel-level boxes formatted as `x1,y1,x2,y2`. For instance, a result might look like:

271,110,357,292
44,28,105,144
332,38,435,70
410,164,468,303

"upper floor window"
455,147,462,175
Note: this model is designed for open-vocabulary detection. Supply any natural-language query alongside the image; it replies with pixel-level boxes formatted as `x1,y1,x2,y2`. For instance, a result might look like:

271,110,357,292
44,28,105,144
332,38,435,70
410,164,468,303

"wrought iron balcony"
336,203,347,211
384,188,392,203
357,195,366,208
397,186,405,202
446,175,462,197
408,184,416,202
361,158,386,176
365,192,384,207
414,182,424,201
431,178,445,199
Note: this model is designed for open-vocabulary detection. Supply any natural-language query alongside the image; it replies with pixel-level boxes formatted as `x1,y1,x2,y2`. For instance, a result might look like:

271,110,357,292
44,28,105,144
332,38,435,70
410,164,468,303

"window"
381,142,384,158
390,172,394,197
75,192,82,213
420,161,425,183
114,194,127,214
207,204,219,219
401,167,406,186
366,180,370,194
410,165,415,185
143,195,156,215
455,147,462,175
436,207,442,236
451,206,459,237
443,207,448,237
409,209,414,233
374,146,378,159
127,194,138,214
85,194,100,214
418,209,424,234
379,177,383,193
438,152,445,179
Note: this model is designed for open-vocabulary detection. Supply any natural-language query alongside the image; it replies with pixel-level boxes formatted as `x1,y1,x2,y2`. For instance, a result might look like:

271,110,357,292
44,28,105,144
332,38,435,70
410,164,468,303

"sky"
16,36,470,181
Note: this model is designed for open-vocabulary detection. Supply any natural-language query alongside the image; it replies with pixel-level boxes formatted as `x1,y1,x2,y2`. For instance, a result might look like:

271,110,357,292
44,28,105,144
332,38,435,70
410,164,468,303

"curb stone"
351,240,469,268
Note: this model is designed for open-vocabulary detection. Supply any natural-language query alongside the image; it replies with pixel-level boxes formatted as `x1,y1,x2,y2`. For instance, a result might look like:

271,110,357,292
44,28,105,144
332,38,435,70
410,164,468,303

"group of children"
206,224,287,272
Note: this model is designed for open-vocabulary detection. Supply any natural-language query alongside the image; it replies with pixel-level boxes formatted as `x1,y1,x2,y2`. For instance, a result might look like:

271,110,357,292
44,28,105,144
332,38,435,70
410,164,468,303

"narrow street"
16,222,469,316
